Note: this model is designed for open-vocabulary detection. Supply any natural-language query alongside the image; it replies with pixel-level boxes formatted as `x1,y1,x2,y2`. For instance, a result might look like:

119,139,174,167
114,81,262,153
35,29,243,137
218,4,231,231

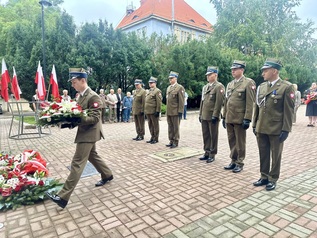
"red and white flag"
35,61,46,101
49,65,60,99
11,66,22,101
1,58,10,102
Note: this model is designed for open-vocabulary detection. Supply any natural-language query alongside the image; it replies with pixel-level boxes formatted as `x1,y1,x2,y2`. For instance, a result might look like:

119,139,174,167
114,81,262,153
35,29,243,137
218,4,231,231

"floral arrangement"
305,91,317,105
0,150,63,211
37,96,87,127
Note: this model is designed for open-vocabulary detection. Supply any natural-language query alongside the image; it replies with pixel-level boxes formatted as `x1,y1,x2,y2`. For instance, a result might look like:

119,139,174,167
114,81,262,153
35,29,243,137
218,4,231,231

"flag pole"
46,82,51,101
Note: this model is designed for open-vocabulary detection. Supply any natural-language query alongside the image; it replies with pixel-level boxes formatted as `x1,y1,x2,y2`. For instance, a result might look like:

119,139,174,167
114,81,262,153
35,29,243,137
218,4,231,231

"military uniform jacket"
132,88,146,115
252,79,295,135
75,87,104,143
144,87,162,114
199,81,225,120
223,76,256,124
166,83,185,116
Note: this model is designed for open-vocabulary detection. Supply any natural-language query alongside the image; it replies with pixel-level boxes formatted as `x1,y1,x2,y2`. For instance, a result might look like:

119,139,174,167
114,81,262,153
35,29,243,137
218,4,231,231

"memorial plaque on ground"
149,147,201,162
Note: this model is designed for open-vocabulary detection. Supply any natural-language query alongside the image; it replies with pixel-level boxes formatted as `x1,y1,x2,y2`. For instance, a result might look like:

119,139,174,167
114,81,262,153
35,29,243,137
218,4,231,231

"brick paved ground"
0,105,316,238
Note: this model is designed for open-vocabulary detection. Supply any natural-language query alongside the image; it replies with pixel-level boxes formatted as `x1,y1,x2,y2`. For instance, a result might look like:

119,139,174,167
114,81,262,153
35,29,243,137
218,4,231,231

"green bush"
161,103,166,115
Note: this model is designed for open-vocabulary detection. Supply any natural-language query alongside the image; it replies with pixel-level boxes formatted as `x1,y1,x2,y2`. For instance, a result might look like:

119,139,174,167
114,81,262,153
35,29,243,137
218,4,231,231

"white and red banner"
49,65,60,99
35,61,46,101
11,66,22,100
1,58,10,102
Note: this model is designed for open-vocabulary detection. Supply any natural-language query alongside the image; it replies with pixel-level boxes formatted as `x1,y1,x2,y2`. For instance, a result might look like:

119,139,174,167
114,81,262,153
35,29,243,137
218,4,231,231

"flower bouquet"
305,91,317,105
37,97,87,128
0,150,63,211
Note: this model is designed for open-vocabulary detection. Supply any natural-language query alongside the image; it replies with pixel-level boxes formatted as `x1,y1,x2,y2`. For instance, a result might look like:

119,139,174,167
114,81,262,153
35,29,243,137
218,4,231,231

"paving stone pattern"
0,106,316,238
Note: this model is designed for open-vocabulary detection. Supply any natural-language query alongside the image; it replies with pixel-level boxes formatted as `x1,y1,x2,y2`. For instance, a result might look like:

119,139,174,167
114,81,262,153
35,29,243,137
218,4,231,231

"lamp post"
39,0,52,83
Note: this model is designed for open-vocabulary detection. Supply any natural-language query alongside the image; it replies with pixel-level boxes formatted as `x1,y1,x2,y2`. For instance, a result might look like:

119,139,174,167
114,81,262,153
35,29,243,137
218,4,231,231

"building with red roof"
116,0,213,42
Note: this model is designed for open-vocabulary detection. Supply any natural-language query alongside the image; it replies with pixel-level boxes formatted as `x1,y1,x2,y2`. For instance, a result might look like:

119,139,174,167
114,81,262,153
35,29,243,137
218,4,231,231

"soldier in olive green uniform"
46,69,113,208
144,76,162,144
199,66,225,163
132,79,146,141
223,60,256,173
252,58,295,191
166,71,185,148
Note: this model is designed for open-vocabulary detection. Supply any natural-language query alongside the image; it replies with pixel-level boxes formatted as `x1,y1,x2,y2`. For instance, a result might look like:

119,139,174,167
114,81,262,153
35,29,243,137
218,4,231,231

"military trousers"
146,113,159,141
226,123,246,166
256,133,283,182
134,114,145,137
109,107,117,122
58,143,112,201
167,115,181,145
201,119,219,157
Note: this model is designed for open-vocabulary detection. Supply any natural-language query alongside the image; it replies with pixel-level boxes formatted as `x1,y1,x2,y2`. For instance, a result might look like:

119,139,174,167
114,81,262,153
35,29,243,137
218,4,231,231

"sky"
58,0,317,36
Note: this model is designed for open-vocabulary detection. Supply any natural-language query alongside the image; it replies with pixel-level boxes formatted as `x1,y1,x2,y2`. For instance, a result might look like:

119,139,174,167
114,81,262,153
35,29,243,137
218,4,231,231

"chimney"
126,1,136,15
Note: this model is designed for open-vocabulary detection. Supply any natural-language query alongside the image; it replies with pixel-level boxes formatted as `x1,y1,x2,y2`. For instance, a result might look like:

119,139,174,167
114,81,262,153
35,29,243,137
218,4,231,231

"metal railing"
7,101,51,140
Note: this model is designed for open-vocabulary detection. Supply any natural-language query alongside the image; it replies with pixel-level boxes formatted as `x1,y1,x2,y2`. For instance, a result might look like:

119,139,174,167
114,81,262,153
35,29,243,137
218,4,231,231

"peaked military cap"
231,60,246,69
261,58,283,70
149,76,157,83
134,79,143,85
68,68,87,81
205,66,219,75
168,71,179,78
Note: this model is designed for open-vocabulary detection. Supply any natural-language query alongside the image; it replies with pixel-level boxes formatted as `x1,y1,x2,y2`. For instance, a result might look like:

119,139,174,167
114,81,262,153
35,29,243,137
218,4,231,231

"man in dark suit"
252,58,295,191
116,88,124,122
46,68,113,208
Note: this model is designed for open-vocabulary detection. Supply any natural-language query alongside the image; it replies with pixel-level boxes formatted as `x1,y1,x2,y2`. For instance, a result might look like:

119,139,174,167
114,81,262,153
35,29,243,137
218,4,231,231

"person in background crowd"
132,79,146,141
198,66,225,163
183,90,188,120
252,58,295,191
107,89,117,123
74,92,80,101
32,89,40,111
122,92,133,122
144,76,162,144
99,89,107,124
222,60,256,173
61,89,71,102
304,82,317,127
46,68,113,208
116,88,124,122
165,71,185,148
292,84,301,125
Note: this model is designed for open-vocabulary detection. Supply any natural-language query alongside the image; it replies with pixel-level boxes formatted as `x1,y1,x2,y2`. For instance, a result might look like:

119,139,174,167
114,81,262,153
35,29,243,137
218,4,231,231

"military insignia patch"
251,85,256,90
93,102,99,108
220,89,224,93
290,93,295,99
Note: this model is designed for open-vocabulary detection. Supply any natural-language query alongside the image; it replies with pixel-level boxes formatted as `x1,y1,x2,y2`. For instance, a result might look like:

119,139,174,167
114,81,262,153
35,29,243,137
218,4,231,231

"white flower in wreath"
6,178,20,189
72,109,81,115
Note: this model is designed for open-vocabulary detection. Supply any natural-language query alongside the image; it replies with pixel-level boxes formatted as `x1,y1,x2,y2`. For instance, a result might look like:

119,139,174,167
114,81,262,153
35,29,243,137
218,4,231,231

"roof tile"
117,0,213,32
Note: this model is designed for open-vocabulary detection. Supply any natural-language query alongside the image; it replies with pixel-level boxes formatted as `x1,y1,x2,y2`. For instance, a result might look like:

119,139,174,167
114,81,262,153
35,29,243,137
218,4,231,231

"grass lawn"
16,116,36,125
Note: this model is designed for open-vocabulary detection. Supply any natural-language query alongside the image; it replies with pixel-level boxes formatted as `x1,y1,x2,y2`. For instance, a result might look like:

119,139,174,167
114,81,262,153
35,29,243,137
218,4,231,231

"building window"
137,26,147,37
